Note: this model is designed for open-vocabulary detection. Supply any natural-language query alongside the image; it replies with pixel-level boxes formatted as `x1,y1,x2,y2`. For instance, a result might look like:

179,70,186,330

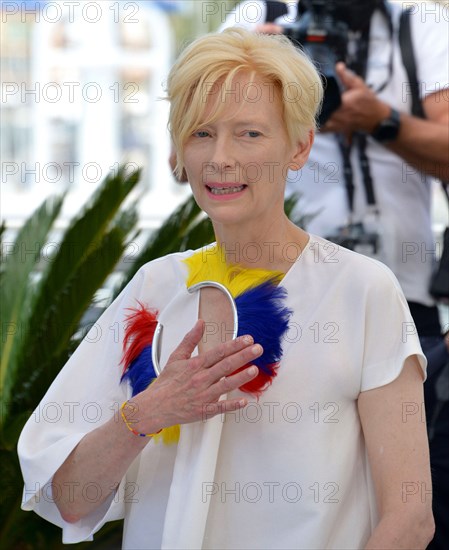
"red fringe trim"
234,362,280,398
120,304,278,399
121,302,159,375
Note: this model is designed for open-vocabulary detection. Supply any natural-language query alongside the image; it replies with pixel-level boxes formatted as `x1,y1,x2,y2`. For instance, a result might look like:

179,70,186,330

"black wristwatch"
371,107,401,143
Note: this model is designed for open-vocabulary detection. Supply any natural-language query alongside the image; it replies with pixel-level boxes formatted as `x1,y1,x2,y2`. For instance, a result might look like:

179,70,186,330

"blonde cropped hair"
166,27,323,178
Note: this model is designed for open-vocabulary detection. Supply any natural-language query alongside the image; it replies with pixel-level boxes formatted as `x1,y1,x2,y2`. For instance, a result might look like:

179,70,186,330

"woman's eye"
194,130,210,138
246,131,261,138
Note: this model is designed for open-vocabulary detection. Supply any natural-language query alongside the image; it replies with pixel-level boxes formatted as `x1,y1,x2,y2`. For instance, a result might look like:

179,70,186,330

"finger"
168,319,205,362
255,23,283,34
321,120,339,134
213,364,260,397
201,397,249,422
205,343,263,387
197,334,255,370
320,107,345,133
336,62,364,90
321,111,347,134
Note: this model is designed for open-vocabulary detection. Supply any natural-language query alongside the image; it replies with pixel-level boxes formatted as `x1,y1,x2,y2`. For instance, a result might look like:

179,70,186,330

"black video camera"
283,0,349,126
282,0,350,126
326,222,380,256
281,0,386,125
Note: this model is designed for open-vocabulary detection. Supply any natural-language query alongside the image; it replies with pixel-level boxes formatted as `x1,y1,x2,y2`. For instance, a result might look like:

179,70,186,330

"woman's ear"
291,129,314,169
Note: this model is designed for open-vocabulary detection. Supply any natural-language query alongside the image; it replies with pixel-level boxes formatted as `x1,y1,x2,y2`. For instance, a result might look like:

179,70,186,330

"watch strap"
371,107,401,143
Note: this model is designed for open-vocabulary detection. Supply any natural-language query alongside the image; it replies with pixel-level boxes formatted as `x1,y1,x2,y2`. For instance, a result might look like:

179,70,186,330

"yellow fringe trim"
184,244,284,297
153,424,180,445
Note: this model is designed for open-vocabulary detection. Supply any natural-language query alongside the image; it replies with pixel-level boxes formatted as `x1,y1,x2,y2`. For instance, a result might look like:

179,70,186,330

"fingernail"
248,366,258,376
242,335,253,344
251,344,262,355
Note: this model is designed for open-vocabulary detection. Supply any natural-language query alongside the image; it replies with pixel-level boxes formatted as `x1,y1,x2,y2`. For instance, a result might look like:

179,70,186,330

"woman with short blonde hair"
19,28,433,549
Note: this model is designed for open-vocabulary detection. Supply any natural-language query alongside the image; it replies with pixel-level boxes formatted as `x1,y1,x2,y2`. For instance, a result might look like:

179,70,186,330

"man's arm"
358,355,434,549
322,63,449,181
388,90,449,181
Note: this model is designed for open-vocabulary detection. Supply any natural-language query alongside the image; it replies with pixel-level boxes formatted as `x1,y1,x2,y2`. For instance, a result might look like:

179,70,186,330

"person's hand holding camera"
321,62,391,140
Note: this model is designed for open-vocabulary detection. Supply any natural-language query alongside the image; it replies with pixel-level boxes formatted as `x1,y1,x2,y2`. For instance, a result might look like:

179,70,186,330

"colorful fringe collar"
120,245,292,444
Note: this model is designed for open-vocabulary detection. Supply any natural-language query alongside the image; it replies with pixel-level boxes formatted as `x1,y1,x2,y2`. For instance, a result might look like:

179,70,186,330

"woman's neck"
212,214,309,273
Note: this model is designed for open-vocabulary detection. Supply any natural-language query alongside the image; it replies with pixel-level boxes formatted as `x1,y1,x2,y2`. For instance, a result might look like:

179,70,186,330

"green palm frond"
284,193,300,218
178,215,214,251
284,193,316,228
0,196,64,408
1,166,142,548
1,167,141,437
118,194,202,291
0,220,6,246
113,201,139,236
26,167,140,329
7,172,139,420
8,227,129,428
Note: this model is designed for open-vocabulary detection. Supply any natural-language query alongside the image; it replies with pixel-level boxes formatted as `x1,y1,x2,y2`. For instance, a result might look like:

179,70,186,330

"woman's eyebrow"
233,120,271,131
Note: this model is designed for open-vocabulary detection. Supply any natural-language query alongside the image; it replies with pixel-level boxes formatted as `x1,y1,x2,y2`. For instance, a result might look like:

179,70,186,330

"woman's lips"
205,183,248,200
206,184,246,195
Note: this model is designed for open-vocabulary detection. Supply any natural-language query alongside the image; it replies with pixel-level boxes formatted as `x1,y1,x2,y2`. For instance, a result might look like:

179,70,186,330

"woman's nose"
207,135,237,172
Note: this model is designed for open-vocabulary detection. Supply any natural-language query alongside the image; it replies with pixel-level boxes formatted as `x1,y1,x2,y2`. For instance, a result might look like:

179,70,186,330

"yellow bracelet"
120,400,162,438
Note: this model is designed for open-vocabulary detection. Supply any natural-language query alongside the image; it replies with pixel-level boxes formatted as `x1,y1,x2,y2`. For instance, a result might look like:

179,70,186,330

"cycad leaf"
284,193,299,218
141,194,201,256
28,166,140,319
179,215,214,251
113,202,139,235
118,195,201,291
0,220,5,247
0,196,63,403
9,227,127,420
284,193,317,228
11,167,141,411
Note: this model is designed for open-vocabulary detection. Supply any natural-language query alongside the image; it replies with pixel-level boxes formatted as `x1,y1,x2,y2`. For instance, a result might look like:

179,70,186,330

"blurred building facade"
1,0,445,233
1,0,190,226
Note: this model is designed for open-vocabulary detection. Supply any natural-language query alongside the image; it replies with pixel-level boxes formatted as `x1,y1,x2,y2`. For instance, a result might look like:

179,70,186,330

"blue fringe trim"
235,281,292,375
121,345,157,397
122,280,291,395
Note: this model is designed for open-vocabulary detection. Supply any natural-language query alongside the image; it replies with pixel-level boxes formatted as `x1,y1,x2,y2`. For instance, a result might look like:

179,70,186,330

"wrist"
371,106,401,143
372,101,392,129
120,400,163,438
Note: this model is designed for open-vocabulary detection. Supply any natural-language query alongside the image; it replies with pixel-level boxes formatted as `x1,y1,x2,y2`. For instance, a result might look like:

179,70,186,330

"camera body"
326,222,380,257
282,0,350,126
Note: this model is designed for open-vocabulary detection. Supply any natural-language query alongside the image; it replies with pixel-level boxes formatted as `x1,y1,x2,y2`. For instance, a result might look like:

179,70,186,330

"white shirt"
18,238,426,549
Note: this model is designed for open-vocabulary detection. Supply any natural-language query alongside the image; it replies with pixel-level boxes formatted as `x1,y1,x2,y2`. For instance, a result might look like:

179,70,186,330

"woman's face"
183,71,312,232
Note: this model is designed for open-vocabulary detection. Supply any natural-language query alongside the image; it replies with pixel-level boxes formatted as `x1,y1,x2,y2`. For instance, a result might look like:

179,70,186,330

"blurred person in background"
220,1,449,547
